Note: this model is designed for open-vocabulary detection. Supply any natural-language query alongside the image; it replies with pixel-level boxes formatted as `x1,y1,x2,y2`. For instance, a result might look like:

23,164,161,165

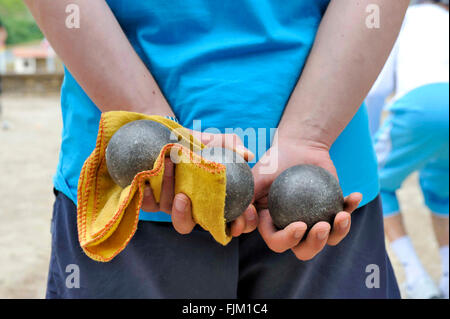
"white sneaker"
404,274,441,299
439,274,449,299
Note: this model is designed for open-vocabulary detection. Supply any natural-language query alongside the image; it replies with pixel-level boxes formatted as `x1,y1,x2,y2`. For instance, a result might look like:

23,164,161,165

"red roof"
12,47,49,59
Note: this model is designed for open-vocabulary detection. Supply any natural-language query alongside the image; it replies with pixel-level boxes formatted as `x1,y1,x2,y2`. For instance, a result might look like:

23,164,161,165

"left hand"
142,130,258,237
252,136,362,261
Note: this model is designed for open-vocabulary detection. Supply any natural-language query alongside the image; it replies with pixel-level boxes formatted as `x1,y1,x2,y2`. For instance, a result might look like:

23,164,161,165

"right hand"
142,131,259,237
252,136,362,261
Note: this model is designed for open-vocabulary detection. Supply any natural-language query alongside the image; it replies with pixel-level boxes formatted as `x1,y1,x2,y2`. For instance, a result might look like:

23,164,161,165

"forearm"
24,0,173,116
278,0,409,149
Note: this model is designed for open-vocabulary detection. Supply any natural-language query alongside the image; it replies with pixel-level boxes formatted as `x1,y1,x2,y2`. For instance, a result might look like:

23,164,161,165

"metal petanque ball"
198,147,254,223
106,120,172,188
268,165,344,230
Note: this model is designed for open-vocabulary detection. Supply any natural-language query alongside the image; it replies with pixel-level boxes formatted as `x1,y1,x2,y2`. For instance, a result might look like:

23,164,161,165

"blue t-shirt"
54,0,379,222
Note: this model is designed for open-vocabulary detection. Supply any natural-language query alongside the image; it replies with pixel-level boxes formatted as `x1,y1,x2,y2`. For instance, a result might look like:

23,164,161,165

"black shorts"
46,190,400,298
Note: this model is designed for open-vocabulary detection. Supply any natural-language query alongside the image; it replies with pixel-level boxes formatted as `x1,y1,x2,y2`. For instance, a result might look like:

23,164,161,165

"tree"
0,0,43,45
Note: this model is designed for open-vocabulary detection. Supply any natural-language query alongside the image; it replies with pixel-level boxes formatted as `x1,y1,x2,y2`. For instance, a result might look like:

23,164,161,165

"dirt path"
0,95,443,298
388,173,443,296
0,95,60,298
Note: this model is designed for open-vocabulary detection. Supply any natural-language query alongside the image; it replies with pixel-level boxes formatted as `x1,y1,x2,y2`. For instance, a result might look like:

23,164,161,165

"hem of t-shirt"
53,172,77,205
139,210,172,222
352,178,380,209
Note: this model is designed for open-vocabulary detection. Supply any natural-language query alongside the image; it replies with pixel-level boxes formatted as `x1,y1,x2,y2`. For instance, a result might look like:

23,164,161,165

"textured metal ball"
106,120,172,188
198,147,254,223
268,165,344,230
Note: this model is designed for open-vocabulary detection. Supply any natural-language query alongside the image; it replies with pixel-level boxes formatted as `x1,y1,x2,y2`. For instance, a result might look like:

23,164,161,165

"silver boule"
268,165,344,230
106,120,172,188
198,147,254,223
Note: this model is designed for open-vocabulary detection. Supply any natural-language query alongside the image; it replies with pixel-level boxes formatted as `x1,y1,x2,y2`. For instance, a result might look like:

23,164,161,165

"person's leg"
375,126,433,297
46,190,240,298
437,243,449,299
238,196,400,299
373,85,450,298
432,212,449,299
419,143,449,298
431,215,449,248
383,209,407,242
383,211,436,297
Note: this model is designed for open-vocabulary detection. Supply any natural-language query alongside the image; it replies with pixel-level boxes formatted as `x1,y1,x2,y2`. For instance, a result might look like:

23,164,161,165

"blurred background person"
366,0,449,299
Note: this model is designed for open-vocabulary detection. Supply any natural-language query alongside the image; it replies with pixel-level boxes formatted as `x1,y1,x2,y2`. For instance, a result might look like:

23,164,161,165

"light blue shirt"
54,0,379,222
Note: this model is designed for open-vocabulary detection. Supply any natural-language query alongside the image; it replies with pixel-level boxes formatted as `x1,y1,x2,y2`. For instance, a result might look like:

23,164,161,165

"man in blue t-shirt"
26,0,409,298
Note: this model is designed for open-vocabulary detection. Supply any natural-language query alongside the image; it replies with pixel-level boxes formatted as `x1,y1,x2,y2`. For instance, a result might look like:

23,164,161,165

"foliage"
0,0,43,45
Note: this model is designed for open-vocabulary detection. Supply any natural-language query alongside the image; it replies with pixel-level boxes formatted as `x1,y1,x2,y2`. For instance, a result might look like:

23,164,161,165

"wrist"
130,94,175,118
274,122,332,152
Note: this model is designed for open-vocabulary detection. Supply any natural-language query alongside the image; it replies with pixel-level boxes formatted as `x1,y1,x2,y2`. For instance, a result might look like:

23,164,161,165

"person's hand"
142,131,258,236
253,136,362,260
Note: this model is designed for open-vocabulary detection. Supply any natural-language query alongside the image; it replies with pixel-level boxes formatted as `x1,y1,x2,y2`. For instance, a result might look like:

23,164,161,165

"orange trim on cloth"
77,111,231,262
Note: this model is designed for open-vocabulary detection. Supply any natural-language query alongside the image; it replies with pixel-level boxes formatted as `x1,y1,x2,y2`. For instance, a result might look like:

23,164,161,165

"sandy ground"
0,95,444,298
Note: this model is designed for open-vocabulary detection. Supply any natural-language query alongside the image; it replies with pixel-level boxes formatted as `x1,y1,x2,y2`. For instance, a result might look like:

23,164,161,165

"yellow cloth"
77,111,231,262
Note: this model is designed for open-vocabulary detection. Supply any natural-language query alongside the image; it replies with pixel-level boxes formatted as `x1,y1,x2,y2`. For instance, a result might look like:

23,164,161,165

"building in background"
3,39,61,74
0,37,63,96
12,40,58,74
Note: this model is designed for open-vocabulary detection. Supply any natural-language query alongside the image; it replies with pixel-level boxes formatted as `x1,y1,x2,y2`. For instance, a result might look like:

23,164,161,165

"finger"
141,185,160,212
252,162,272,203
230,215,246,237
255,195,268,211
327,211,351,246
242,205,258,233
222,134,254,162
234,145,255,162
202,133,254,162
343,192,363,213
258,210,307,253
230,205,258,237
171,193,196,235
159,157,175,214
292,222,331,261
